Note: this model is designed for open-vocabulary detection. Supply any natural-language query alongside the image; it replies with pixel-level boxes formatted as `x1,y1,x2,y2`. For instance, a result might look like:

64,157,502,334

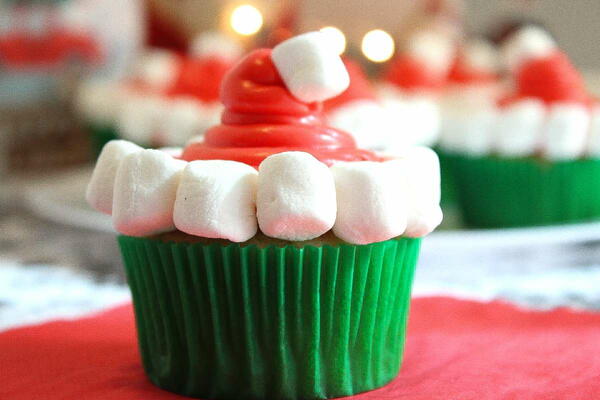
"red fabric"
2,297,600,399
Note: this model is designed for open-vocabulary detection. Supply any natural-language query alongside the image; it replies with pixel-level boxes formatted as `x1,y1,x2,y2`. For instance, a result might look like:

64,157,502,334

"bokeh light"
361,29,395,62
319,26,346,55
229,4,263,36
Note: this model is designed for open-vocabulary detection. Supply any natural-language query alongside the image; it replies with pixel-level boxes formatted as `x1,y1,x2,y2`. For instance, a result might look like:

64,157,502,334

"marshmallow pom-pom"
464,38,499,73
501,26,556,72
157,147,183,158
331,161,408,244
272,32,349,103
327,100,393,150
494,99,545,157
190,31,242,62
117,95,166,145
390,147,442,237
134,50,179,90
86,140,142,215
257,152,336,241
543,104,590,160
587,107,600,157
174,160,258,242
112,149,186,236
406,31,455,76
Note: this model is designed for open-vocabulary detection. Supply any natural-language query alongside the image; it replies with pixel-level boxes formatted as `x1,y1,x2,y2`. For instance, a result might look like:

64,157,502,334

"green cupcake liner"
435,148,458,207
87,122,119,158
443,151,600,228
118,235,421,400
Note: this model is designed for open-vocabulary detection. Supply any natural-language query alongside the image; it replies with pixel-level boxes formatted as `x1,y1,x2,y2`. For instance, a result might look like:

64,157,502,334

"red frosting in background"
182,48,382,167
384,54,446,92
447,54,497,85
166,56,233,103
323,59,377,112
500,50,594,107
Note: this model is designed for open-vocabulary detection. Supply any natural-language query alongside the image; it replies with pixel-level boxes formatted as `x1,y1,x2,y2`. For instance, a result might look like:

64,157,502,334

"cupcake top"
86,32,442,245
446,38,500,87
439,26,600,160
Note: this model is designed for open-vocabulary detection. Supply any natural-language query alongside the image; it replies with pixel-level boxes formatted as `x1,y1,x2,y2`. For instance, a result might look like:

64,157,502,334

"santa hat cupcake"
87,31,442,399
438,26,600,228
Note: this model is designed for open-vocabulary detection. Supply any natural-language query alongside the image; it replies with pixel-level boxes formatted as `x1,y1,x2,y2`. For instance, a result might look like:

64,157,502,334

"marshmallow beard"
87,143,442,243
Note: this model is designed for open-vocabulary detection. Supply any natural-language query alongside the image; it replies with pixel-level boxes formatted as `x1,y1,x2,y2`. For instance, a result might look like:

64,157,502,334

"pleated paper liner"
443,151,600,228
87,122,118,158
118,234,421,400
435,147,458,207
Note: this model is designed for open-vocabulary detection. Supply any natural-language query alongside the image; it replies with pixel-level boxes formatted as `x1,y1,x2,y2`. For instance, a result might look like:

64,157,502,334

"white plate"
22,167,600,250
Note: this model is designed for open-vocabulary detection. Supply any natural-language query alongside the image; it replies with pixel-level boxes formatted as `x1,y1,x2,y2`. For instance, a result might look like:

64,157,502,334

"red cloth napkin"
2,297,599,400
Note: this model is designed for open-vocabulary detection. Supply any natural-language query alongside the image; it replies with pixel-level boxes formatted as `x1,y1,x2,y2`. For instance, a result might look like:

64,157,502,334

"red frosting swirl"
447,55,497,85
500,50,593,107
384,54,446,92
182,48,382,167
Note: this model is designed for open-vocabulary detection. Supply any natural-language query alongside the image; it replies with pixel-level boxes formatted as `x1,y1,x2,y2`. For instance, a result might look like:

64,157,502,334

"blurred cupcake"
86,32,441,399
379,30,455,147
437,38,503,205
323,59,395,150
439,26,600,228
77,32,241,156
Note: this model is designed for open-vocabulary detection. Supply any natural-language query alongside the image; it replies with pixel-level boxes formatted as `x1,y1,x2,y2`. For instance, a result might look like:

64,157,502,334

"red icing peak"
324,59,377,112
166,55,233,103
385,54,446,92
182,48,381,167
447,54,497,85
514,50,590,105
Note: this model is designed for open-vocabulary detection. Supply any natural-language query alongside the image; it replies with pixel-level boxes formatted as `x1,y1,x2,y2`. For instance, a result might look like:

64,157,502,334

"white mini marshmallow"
117,94,166,145
587,107,600,157
501,26,556,71
272,31,349,103
494,99,545,157
86,140,142,215
257,152,336,241
383,95,441,149
174,161,258,242
331,161,408,244
543,103,590,160
134,50,179,90
463,38,499,73
440,107,498,156
327,100,393,150
112,149,186,236
160,98,207,146
406,31,455,76
390,147,442,237
158,147,183,158
189,31,242,62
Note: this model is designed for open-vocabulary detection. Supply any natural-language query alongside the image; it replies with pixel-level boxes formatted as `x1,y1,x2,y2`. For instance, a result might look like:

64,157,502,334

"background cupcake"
439,26,600,228
86,32,442,399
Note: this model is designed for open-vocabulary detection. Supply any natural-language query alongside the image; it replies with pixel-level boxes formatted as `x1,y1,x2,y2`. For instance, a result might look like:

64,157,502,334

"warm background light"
319,26,346,55
229,4,263,36
361,29,395,62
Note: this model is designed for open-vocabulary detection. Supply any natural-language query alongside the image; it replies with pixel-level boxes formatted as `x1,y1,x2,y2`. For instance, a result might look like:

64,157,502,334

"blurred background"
1,0,600,330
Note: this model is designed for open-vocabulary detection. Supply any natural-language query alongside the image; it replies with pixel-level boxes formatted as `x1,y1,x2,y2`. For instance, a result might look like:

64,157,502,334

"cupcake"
323,59,395,150
77,32,241,156
438,27,600,228
379,30,455,147
86,32,442,399
438,38,503,205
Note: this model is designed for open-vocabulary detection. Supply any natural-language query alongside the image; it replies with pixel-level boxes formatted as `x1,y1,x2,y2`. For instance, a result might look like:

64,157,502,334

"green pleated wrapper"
87,122,119,158
435,148,458,207
118,235,421,400
443,151,600,228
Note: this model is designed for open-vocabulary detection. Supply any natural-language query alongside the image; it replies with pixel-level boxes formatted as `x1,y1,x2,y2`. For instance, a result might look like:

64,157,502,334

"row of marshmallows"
76,32,241,147
440,26,599,160
86,140,442,245
440,100,600,160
